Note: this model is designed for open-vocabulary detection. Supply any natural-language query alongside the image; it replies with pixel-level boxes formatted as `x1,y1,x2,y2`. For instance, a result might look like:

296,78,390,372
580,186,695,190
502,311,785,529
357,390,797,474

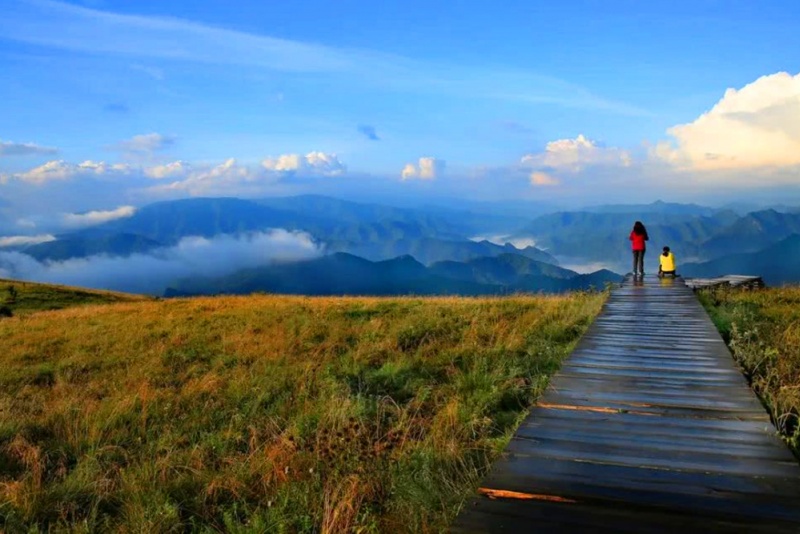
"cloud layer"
1,160,132,185
521,134,632,173
401,157,445,180
0,140,58,157
655,72,800,171
0,234,56,247
0,230,322,294
63,206,137,228
518,134,631,188
261,152,346,176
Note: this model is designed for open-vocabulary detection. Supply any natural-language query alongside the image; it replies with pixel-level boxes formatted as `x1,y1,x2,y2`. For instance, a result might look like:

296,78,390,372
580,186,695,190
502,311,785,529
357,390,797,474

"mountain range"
513,206,800,272
681,234,800,286
166,252,621,297
4,194,800,295
25,196,551,264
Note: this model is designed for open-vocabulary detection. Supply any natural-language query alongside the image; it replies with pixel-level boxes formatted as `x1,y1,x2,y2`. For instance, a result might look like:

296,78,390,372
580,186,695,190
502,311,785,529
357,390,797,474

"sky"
1,0,800,237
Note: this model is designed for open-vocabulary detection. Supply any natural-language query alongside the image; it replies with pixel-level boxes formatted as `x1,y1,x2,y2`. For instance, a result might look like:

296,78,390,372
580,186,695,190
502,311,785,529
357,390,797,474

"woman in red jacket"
629,221,649,276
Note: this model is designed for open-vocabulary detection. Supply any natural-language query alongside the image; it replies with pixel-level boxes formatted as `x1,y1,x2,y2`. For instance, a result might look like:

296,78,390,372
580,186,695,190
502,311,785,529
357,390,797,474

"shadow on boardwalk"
452,275,800,533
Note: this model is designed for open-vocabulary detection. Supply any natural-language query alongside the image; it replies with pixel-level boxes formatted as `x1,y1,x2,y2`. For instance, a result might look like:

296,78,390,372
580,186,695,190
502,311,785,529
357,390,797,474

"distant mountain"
581,200,718,217
24,196,556,267
166,252,620,297
80,197,318,245
417,198,560,220
700,210,800,259
521,203,800,266
429,253,574,284
336,237,557,265
21,196,800,285
167,253,492,297
256,195,466,239
681,234,800,286
258,194,527,237
23,233,162,261
514,210,738,266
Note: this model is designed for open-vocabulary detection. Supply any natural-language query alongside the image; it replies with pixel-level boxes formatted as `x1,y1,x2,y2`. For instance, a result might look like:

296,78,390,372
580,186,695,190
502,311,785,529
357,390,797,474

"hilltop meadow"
699,286,800,455
0,281,604,533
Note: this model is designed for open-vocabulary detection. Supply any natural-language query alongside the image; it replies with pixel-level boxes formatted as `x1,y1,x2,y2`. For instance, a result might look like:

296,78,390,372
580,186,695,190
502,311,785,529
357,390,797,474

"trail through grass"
0,290,605,532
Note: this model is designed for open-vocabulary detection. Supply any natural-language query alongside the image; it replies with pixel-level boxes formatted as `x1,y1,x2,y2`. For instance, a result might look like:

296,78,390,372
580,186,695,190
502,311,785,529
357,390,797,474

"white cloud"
655,71,800,171
0,140,58,157
0,230,322,294
2,151,344,200
514,134,632,189
401,157,445,180
5,160,73,184
521,134,631,173
78,160,132,174
2,160,132,184
470,235,538,249
0,234,56,247
63,206,137,227
261,151,346,176
115,133,175,154
145,160,189,179
530,171,559,186
148,158,275,196
401,163,418,180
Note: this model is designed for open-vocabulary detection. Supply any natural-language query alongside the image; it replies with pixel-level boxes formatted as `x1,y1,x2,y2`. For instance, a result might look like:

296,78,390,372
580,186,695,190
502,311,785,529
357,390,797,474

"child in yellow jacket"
658,246,676,278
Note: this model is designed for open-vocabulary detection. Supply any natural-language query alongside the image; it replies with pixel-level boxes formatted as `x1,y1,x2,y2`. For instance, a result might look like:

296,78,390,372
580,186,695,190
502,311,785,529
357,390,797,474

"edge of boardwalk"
451,275,800,534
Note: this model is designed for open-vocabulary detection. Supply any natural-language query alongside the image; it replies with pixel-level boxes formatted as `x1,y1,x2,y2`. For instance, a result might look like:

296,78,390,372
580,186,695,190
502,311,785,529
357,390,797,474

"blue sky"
1,0,799,234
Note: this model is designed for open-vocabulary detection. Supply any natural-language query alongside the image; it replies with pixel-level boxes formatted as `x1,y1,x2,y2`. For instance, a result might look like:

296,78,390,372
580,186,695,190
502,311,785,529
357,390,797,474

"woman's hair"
632,221,648,236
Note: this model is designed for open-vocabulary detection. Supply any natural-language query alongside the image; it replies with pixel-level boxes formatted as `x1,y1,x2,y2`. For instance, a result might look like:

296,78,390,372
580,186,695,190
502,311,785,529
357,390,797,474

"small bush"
6,284,18,304
0,305,13,318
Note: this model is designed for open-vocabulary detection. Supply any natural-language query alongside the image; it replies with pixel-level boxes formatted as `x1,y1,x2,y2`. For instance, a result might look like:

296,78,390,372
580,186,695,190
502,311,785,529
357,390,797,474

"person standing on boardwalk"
629,221,649,276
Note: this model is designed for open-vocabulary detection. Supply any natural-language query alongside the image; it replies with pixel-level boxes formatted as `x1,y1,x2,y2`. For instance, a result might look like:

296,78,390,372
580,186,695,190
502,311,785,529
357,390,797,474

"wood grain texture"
451,275,800,533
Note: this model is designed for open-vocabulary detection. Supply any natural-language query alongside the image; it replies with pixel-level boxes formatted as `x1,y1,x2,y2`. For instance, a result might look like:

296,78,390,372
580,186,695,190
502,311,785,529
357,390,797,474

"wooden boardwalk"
684,275,765,291
452,275,800,533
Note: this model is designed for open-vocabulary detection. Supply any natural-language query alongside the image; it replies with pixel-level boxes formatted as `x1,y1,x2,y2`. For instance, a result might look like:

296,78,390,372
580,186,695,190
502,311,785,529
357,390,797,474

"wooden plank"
451,274,800,532
481,453,800,499
543,389,766,412
504,438,797,477
452,496,800,534
525,406,777,435
515,423,791,457
478,457,800,519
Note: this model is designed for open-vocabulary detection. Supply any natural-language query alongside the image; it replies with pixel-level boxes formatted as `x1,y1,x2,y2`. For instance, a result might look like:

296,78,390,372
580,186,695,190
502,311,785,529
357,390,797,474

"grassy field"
0,278,151,318
0,283,605,533
699,286,800,455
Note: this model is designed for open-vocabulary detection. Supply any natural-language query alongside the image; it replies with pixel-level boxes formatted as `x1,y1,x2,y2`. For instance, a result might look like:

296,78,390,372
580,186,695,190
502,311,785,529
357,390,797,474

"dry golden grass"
699,286,800,454
0,287,606,532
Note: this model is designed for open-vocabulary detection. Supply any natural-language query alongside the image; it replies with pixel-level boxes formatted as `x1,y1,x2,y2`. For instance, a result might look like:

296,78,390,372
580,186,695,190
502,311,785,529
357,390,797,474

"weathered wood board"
451,275,800,533
684,275,764,291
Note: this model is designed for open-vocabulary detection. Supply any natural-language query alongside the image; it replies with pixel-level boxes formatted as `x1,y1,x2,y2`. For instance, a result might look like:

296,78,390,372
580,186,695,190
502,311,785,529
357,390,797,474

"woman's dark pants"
633,250,645,275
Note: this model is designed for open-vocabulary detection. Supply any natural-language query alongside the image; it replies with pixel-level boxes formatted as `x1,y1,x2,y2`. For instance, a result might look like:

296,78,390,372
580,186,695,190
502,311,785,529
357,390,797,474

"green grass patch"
698,286,800,455
0,278,151,318
0,291,605,532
